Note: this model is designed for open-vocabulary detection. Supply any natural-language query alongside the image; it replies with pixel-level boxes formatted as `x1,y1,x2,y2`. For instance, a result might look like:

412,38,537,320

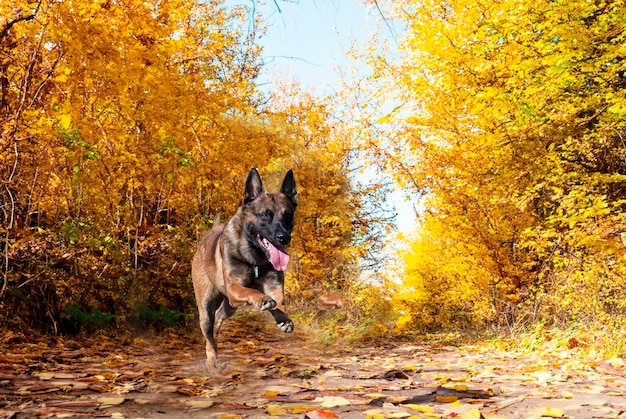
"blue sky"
251,0,372,93
228,0,416,229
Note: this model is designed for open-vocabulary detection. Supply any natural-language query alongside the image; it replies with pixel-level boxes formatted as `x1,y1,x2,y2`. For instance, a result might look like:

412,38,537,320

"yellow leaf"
38,372,55,380
291,407,313,414
314,396,351,408
266,405,287,415
458,409,482,419
364,393,385,399
404,404,434,412
59,114,71,129
376,115,391,124
442,382,468,391
538,407,563,418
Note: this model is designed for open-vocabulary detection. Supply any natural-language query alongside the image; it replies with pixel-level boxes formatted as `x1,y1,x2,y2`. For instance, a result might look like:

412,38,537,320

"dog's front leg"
269,304,294,333
223,268,276,311
257,273,294,333
226,281,277,310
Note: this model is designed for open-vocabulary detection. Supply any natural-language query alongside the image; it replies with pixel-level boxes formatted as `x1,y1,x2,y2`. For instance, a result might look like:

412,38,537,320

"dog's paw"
259,296,277,311
278,320,294,333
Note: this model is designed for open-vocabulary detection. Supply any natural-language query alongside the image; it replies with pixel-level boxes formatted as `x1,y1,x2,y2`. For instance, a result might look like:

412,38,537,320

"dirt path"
1,315,626,418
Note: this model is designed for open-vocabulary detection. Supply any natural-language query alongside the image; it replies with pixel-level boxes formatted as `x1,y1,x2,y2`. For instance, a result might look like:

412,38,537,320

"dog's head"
242,168,297,271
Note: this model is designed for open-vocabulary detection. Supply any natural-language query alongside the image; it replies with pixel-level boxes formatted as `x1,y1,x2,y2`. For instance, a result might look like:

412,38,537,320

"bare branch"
0,0,42,41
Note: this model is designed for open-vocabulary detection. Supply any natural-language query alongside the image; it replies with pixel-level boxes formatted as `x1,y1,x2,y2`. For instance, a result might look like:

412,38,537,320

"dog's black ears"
280,169,297,208
245,168,297,207
244,168,264,204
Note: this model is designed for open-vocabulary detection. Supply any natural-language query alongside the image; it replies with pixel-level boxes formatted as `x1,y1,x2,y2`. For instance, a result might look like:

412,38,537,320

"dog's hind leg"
214,298,237,336
199,293,222,370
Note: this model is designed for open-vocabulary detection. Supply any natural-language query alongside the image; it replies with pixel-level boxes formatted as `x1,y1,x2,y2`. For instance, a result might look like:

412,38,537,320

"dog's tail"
213,213,222,226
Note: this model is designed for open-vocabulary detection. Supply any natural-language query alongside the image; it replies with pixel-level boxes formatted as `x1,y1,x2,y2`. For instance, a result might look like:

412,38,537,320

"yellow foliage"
0,0,391,331
361,0,626,330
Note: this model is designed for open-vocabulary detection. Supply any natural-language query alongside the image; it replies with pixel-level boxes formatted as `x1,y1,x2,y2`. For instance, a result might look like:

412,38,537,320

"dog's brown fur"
192,168,297,369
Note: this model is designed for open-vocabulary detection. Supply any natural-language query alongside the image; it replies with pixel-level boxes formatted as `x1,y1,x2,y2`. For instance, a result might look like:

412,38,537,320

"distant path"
1,315,625,418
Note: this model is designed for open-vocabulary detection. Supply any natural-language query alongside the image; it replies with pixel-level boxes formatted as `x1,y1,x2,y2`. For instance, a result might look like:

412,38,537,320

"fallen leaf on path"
314,396,352,407
305,409,341,419
529,371,552,383
321,369,343,378
435,395,458,403
364,393,386,399
176,386,200,396
266,404,287,415
102,371,120,381
436,385,493,399
365,411,412,419
97,396,126,408
457,409,483,419
88,384,111,393
165,378,195,385
404,404,435,413
537,406,564,417
38,372,75,380
187,400,214,408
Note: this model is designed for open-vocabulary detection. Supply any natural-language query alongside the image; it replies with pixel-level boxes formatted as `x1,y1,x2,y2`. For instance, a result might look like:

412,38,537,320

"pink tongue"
268,242,290,271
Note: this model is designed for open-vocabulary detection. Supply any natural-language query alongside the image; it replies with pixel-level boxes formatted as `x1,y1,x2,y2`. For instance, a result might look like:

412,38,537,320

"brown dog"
192,168,297,369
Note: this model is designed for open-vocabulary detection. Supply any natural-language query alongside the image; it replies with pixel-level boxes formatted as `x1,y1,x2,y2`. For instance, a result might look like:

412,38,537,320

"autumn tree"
361,0,626,329
0,0,390,334
262,78,395,318
0,0,267,331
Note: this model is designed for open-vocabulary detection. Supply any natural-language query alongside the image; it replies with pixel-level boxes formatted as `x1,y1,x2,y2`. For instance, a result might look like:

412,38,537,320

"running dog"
191,168,297,369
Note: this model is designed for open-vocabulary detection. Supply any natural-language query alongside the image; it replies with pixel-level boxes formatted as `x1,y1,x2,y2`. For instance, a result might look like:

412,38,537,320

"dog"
192,168,297,369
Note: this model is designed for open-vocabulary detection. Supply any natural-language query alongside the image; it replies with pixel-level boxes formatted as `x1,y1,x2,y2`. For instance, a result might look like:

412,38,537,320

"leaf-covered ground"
1,314,626,419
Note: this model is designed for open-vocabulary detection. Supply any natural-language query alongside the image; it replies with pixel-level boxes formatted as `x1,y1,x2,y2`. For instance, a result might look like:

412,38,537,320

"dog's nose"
276,233,291,246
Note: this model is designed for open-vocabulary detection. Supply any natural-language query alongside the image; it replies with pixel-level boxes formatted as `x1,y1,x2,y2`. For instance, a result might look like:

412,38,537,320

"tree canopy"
3,0,626,337
0,0,390,333
361,0,626,329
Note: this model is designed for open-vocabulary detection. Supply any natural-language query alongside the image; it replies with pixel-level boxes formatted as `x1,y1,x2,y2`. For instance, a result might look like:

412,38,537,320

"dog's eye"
283,210,293,224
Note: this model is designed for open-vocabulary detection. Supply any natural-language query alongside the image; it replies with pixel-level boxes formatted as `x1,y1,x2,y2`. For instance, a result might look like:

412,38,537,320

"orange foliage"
0,1,390,333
